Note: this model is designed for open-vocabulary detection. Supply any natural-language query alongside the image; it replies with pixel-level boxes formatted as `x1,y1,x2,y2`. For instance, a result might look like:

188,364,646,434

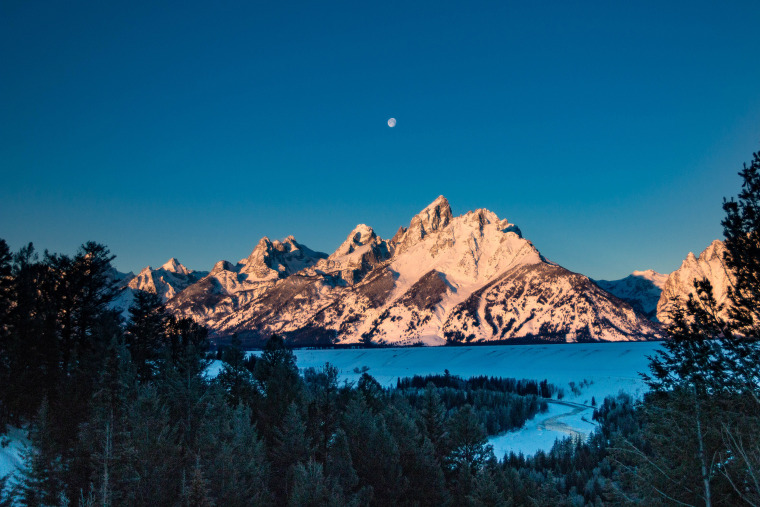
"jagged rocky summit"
655,240,733,324
114,196,666,346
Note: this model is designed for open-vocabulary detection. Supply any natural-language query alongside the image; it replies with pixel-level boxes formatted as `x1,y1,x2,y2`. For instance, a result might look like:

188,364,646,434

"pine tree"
20,400,65,506
3,243,59,421
79,339,139,505
357,372,385,414
418,382,448,462
270,402,311,500
341,397,404,505
164,316,209,377
216,335,255,408
123,382,179,505
325,428,358,496
0,239,14,424
200,403,271,506
254,335,302,441
641,147,760,506
446,404,492,473
126,290,167,382
0,239,11,341
470,466,507,506
385,403,446,506
185,457,214,507
722,149,760,339
288,460,345,507
303,363,340,462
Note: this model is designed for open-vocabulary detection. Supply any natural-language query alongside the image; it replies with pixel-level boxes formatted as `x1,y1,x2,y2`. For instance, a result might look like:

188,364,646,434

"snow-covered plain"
212,341,664,455
285,342,661,398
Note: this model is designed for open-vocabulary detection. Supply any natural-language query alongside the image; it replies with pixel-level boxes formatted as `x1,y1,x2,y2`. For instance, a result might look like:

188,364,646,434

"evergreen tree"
270,402,311,501
0,239,14,423
78,339,139,505
123,382,179,505
164,316,209,377
126,291,167,382
357,372,385,413
470,466,508,506
418,383,448,462
0,239,12,352
722,149,760,339
446,404,493,498
185,457,214,507
3,243,59,421
642,147,760,506
385,403,446,506
342,397,404,506
303,363,340,462
199,403,270,506
324,428,359,496
288,460,347,507
254,335,302,441
20,400,65,506
717,149,760,505
216,335,255,408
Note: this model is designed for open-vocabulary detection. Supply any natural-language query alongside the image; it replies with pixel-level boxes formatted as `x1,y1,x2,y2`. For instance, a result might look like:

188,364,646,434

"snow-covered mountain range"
113,196,674,346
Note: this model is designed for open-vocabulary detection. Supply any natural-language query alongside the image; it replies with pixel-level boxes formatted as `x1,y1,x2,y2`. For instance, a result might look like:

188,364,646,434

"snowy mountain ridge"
106,196,662,346
109,197,738,347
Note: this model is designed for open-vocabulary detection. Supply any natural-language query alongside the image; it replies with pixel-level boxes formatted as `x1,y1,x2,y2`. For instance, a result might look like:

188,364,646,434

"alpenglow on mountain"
655,240,734,324
115,196,663,346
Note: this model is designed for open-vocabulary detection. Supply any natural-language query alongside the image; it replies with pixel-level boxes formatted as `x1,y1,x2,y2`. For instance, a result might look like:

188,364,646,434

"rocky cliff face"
655,240,733,324
136,196,662,346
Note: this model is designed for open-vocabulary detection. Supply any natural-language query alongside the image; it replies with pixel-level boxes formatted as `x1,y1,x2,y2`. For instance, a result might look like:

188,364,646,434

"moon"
387,118,396,128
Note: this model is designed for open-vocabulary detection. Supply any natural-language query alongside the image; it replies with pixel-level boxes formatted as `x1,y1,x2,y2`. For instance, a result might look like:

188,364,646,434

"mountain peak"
396,196,453,254
211,260,236,274
657,239,731,324
423,194,450,211
702,240,725,261
238,235,326,280
416,195,452,230
161,257,190,275
331,224,378,258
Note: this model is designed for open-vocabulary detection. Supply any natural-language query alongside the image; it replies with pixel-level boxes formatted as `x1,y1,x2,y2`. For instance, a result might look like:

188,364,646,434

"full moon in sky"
387,118,396,127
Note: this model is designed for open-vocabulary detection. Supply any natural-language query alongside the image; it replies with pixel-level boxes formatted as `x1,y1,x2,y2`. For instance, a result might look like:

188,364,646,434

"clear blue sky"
2,1,759,280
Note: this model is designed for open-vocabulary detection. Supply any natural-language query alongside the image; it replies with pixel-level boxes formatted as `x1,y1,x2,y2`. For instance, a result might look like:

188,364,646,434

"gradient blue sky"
2,1,759,280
